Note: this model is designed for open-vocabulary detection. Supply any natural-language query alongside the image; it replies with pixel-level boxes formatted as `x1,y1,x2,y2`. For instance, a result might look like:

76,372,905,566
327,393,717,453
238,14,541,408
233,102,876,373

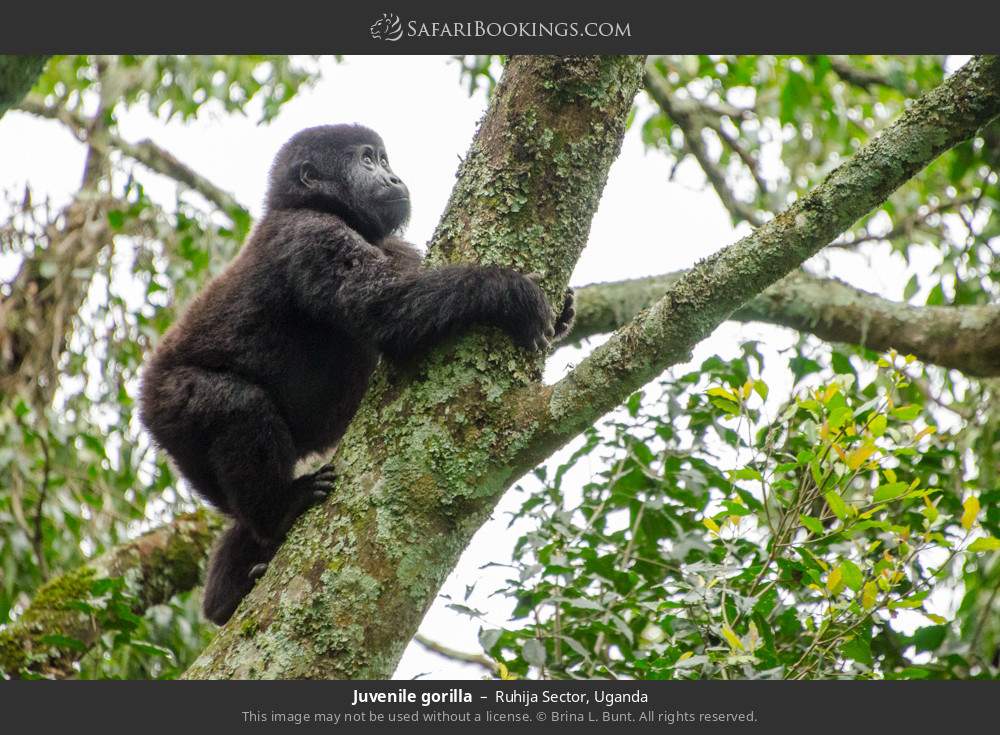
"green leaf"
129,640,173,658
780,71,808,125
873,482,909,502
107,210,125,229
522,639,547,668
892,405,921,421
721,625,744,651
862,581,878,609
968,536,1000,552
479,628,502,652
827,566,845,594
729,467,763,482
828,405,853,430
839,559,863,592
810,458,824,487
40,634,87,652
824,492,848,521
831,352,855,375
912,625,947,653
841,636,873,666
800,515,824,535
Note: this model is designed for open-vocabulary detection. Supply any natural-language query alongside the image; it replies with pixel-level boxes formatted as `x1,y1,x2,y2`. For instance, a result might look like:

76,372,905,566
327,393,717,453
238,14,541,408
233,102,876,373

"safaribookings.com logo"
369,14,631,41
370,13,404,41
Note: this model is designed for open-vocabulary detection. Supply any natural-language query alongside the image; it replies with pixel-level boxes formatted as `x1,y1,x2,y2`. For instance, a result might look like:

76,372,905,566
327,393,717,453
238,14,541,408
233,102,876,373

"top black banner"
2,0,999,54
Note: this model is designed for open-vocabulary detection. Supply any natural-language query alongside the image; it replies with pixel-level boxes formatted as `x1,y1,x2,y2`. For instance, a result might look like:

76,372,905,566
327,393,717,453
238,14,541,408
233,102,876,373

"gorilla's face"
268,124,411,241
338,139,410,237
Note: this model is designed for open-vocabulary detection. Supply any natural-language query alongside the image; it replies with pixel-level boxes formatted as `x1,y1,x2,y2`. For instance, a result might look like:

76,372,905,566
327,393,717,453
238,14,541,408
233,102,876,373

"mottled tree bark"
183,55,1000,680
0,55,47,119
9,58,1000,688
0,511,222,679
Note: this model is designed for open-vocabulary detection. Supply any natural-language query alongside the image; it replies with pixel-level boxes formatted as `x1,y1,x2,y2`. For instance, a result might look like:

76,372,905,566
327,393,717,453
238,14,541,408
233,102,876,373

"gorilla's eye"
362,151,375,165
380,156,389,167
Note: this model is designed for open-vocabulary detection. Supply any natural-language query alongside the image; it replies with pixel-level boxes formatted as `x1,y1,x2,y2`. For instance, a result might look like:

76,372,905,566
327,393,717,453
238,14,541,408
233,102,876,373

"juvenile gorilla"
140,124,574,624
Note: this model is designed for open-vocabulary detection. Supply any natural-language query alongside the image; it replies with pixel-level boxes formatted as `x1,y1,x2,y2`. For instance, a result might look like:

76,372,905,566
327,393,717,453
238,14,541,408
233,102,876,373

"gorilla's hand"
553,288,575,341
502,272,557,352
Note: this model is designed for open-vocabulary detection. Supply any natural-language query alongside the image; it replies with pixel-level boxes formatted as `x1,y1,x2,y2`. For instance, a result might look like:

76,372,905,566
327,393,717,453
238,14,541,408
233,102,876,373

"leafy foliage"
33,55,320,124
2,54,998,680
484,347,1000,679
1,55,319,678
445,55,999,680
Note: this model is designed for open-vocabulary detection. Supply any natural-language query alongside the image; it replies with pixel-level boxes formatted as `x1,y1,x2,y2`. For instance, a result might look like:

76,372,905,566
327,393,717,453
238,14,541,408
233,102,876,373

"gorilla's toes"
304,466,336,498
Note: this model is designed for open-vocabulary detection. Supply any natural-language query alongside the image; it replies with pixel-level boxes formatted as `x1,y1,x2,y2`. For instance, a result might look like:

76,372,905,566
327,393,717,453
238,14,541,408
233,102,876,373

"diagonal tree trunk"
180,55,1000,680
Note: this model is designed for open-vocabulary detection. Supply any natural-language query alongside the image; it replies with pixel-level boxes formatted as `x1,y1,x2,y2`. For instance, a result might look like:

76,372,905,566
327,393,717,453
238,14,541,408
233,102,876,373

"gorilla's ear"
299,161,319,188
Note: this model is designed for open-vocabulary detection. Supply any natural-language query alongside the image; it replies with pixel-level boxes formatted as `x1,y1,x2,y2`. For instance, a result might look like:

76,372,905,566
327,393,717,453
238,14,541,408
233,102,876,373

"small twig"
643,69,763,227
18,95,247,220
836,195,976,249
32,429,51,578
823,56,922,97
413,633,499,674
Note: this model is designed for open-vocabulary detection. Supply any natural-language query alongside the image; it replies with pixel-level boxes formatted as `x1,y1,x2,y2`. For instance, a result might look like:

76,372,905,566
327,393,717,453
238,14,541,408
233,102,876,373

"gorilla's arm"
286,229,556,359
375,235,424,272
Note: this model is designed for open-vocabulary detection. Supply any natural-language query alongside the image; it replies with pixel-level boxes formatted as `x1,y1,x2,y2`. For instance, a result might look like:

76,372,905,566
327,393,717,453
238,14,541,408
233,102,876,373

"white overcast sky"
0,55,945,678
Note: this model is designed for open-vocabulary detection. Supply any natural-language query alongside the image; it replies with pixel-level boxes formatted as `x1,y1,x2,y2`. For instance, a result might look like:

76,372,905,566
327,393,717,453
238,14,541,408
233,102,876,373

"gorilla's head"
267,124,410,240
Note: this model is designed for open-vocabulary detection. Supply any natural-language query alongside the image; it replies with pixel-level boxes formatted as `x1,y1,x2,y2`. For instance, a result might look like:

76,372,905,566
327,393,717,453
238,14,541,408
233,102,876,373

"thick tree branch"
532,56,1000,457
0,55,47,119
569,270,1000,377
0,510,222,679
18,95,247,219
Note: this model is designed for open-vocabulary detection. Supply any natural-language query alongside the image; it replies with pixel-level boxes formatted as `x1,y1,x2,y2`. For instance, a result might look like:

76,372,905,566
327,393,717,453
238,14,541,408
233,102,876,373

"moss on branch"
0,510,222,679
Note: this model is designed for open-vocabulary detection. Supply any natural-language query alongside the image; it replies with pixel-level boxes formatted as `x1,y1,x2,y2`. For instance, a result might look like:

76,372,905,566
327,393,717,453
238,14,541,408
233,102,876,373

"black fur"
139,124,573,625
